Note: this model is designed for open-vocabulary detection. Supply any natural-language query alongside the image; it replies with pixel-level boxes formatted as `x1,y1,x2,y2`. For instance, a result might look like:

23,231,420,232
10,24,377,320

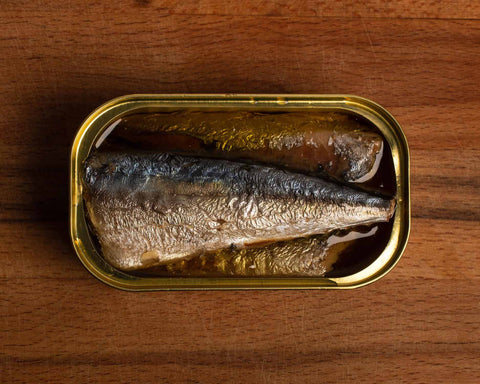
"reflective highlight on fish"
83,152,395,271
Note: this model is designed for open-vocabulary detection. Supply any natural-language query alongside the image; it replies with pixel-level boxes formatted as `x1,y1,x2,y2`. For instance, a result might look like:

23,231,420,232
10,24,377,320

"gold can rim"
70,94,410,290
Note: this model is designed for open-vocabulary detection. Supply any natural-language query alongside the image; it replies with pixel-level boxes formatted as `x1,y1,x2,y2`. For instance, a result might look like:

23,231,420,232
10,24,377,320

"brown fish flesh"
140,233,356,277
111,111,384,182
153,226,381,277
83,152,395,271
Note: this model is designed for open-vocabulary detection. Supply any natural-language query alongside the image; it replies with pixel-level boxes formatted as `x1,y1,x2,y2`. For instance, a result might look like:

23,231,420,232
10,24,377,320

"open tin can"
70,94,410,290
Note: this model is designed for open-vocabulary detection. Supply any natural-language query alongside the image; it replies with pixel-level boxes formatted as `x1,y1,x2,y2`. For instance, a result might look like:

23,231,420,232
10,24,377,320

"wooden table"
2,1,479,382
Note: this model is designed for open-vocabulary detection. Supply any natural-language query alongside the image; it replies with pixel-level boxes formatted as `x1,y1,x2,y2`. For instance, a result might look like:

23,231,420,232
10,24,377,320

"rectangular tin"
70,94,410,290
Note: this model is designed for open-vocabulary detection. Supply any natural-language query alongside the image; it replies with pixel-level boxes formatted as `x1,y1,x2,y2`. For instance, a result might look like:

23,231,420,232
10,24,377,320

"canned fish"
70,95,410,290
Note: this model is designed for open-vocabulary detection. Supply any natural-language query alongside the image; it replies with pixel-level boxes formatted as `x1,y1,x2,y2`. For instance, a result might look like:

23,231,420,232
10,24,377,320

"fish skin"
142,234,350,277
83,152,395,271
116,111,384,182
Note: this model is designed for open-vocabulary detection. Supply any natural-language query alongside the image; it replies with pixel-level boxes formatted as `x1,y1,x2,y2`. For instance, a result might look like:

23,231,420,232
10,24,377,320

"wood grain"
4,0,480,19
1,1,479,383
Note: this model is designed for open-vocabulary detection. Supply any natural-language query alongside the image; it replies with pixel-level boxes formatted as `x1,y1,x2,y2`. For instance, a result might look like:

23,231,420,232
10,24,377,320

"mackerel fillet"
83,152,395,271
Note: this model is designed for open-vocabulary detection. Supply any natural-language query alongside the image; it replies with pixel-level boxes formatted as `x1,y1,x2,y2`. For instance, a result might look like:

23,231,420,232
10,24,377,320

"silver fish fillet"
83,152,395,271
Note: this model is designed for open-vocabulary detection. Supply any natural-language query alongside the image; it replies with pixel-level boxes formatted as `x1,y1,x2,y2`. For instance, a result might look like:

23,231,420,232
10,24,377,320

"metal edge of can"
70,94,410,291
331,96,410,288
